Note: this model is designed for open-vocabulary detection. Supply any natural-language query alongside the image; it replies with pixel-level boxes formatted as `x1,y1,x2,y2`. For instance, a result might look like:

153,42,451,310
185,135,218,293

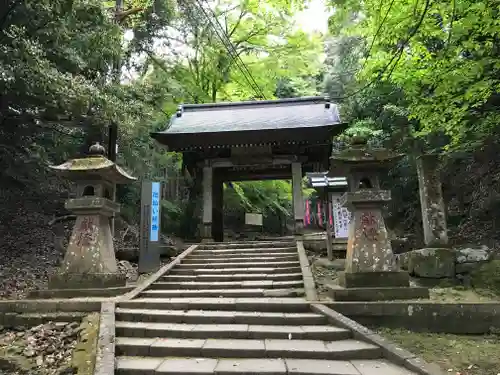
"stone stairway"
114,240,419,374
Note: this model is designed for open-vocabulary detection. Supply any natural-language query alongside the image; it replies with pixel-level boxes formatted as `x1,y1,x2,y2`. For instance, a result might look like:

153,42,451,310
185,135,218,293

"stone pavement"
114,240,419,374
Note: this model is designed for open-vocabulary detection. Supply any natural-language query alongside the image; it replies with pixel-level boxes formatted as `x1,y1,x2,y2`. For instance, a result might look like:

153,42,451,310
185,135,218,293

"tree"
327,0,500,150
145,0,324,103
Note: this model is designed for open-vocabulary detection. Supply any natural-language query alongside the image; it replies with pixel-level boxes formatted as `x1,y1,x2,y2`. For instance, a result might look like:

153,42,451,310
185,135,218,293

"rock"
455,244,492,262
58,367,77,375
116,247,138,262
407,248,455,278
23,348,36,357
117,260,138,281
313,258,345,271
159,245,178,257
303,239,326,253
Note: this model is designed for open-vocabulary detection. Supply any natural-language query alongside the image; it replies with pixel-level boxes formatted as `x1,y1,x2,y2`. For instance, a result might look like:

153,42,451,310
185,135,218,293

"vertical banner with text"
139,181,162,273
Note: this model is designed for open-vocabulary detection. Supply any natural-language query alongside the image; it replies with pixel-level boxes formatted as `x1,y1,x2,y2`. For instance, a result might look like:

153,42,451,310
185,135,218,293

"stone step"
182,254,299,264
162,272,304,282
170,266,302,275
149,280,304,290
118,298,312,312
115,337,381,361
115,309,326,325
177,261,301,269
193,247,297,255
140,288,303,298
115,322,352,341
197,242,296,250
116,357,417,375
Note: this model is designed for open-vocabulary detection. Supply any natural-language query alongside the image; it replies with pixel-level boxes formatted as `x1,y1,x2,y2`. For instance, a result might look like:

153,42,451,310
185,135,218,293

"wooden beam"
206,155,303,168
221,169,292,182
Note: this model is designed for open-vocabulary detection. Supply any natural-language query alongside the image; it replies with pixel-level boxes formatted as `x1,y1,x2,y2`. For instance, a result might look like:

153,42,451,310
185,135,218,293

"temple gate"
151,96,345,242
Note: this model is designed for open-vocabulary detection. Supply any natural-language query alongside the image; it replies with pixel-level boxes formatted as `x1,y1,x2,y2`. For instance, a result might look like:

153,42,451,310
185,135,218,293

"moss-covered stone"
471,260,500,295
407,248,455,278
71,313,100,375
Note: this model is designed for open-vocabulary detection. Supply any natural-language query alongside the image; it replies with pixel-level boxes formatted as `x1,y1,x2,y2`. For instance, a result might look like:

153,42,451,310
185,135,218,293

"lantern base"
48,272,126,290
338,270,410,288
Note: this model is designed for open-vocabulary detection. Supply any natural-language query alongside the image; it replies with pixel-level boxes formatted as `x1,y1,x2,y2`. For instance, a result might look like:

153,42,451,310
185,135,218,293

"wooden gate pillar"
291,162,304,235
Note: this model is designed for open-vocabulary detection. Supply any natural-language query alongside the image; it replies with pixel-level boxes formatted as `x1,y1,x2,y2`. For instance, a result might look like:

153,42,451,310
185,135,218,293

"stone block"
49,272,126,289
156,357,218,373
313,258,346,271
215,358,287,374
352,359,422,375
29,286,132,299
407,248,455,278
455,245,493,274
116,357,163,375
286,359,359,375
264,338,329,359
337,271,410,288
202,338,265,357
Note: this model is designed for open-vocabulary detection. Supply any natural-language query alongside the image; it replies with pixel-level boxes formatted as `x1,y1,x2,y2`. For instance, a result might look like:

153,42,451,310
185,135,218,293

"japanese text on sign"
331,194,351,238
150,182,160,241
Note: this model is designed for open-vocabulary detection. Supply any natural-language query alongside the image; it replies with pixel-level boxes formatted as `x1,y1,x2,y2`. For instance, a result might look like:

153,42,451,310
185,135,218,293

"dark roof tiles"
159,96,342,135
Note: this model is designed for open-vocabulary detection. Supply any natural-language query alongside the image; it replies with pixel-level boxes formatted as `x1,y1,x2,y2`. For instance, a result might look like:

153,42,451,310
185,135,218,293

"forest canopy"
1,0,499,238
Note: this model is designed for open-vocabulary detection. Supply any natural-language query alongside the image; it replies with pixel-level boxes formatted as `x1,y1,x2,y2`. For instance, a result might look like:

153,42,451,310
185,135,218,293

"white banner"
331,193,351,239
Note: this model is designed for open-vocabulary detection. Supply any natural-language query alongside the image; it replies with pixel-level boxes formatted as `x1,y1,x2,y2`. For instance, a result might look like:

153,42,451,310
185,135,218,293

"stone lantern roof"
49,143,136,183
330,138,404,169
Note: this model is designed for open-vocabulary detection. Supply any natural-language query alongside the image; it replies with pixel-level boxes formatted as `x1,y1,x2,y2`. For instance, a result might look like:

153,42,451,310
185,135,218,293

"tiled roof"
159,96,342,135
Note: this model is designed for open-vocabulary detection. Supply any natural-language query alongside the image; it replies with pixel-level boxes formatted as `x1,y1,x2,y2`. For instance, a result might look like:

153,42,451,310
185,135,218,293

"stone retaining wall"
0,300,102,328
326,302,500,334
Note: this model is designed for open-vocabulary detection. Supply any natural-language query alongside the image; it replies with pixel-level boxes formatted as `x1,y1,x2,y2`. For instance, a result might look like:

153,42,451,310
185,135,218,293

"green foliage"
224,180,293,217
341,119,383,140
146,0,323,102
327,0,500,151
1,0,324,239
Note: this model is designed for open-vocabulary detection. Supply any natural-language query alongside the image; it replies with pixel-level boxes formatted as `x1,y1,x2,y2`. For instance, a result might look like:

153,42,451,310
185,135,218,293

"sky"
296,0,331,34
122,0,331,81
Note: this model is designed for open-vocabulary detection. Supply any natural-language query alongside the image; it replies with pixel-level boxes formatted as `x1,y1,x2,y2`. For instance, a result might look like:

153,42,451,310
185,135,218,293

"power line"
189,0,267,99
192,0,265,99
198,0,266,99
359,0,397,72
334,0,431,100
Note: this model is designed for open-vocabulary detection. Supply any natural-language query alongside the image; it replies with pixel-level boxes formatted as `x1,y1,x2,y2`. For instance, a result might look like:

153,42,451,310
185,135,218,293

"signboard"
150,182,160,241
331,193,351,239
139,181,161,273
245,213,263,226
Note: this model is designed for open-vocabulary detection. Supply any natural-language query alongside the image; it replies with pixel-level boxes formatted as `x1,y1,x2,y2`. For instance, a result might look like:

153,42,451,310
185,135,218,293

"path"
114,240,418,374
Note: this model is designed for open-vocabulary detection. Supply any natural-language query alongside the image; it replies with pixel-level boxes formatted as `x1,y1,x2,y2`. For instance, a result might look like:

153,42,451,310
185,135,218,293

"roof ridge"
181,96,329,111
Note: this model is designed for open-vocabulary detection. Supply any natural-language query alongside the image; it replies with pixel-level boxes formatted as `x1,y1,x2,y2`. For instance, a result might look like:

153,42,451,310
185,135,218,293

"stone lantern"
48,143,136,290
329,137,429,300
